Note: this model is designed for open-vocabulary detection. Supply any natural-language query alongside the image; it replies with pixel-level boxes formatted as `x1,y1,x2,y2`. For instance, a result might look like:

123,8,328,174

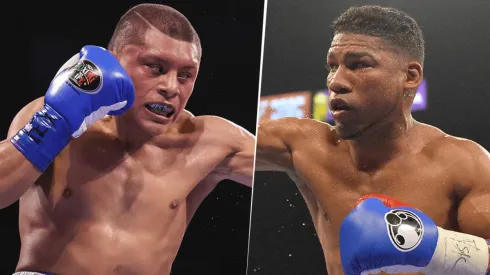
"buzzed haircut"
108,3,201,58
332,5,425,65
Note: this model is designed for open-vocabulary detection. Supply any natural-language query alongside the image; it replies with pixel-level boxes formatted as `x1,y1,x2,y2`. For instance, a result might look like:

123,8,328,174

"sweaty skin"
255,34,490,275
12,105,254,275
1,28,255,275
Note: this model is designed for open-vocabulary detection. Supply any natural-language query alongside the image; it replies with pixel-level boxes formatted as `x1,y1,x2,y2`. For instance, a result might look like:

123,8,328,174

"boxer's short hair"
332,5,424,65
108,4,202,58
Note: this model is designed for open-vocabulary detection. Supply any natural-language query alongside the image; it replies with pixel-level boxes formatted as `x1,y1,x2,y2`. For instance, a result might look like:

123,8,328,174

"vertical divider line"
245,0,269,273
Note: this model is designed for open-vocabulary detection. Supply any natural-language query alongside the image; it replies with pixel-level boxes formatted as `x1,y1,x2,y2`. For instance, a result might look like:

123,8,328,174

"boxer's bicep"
456,143,490,239
219,129,255,187
457,189,490,239
207,116,255,187
256,118,300,172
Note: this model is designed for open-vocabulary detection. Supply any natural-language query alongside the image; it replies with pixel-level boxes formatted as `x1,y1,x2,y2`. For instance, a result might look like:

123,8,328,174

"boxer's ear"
405,61,423,90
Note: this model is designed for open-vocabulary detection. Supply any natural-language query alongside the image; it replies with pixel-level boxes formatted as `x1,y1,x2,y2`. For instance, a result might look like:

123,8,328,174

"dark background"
248,0,490,274
0,0,263,274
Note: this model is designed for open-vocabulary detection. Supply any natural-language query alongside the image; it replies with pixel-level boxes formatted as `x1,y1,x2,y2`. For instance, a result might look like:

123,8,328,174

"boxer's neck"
111,116,166,151
111,113,188,151
347,114,421,171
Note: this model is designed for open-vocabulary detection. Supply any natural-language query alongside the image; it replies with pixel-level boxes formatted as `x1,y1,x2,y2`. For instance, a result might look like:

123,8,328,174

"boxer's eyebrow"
143,55,167,65
344,51,377,60
327,50,377,60
326,51,336,59
326,51,378,67
143,54,198,69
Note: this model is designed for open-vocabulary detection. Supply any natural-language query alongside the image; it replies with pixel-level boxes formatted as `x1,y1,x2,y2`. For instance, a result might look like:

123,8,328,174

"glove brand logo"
384,209,424,252
68,59,102,94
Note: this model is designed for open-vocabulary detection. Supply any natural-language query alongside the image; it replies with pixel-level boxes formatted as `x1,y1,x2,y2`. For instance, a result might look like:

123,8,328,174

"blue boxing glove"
340,194,489,275
11,45,135,171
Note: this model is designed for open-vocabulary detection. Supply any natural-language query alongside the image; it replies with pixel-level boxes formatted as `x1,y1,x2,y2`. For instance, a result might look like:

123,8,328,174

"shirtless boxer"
256,5,489,275
0,4,254,275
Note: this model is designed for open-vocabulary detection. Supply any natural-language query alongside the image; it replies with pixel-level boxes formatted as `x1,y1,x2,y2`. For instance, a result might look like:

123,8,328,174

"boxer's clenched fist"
11,46,135,171
340,194,489,275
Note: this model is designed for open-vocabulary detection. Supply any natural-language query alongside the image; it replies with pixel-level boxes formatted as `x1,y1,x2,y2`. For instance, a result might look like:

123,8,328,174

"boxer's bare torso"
256,117,490,275
12,99,254,275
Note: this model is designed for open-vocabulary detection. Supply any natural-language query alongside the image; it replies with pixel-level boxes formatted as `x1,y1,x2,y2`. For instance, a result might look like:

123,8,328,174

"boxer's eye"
326,63,338,72
178,72,192,80
349,62,371,70
147,64,163,74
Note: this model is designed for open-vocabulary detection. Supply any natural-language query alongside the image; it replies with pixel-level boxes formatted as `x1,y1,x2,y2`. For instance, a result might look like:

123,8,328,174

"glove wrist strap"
421,227,489,275
11,104,72,172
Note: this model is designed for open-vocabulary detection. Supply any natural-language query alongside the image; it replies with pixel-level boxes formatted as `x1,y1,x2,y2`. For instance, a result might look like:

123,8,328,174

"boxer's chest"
41,130,228,221
291,144,458,230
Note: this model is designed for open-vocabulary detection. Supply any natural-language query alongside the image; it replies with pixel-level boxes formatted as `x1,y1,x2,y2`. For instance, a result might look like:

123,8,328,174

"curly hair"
332,5,424,64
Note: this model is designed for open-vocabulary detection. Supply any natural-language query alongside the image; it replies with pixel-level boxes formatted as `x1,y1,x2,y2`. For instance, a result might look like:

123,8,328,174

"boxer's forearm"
255,124,293,172
0,140,42,209
254,147,292,172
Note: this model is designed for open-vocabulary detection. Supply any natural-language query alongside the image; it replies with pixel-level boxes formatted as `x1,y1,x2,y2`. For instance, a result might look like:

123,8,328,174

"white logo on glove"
384,209,424,252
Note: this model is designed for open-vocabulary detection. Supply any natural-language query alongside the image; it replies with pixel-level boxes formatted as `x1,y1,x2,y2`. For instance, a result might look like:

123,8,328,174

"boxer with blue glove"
1,4,256,275
11,45,135,172
255,5,490,275
340,194,490,275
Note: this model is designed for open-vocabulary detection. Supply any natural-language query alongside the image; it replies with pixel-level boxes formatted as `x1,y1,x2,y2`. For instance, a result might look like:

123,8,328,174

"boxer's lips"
144,102,175,118
330,98,351,117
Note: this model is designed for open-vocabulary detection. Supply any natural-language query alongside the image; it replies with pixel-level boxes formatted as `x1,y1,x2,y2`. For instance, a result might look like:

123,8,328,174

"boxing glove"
340,194,489,275
11,45,135,171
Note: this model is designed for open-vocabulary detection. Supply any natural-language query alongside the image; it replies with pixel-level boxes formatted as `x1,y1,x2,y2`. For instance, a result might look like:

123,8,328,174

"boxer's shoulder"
442,135,488,158
437,135,490,179
191,114,247,133
266,116,332,130
189,114,253,148
260,117,334,142
201,115,252,140
421,124,487,164
419,123,488,179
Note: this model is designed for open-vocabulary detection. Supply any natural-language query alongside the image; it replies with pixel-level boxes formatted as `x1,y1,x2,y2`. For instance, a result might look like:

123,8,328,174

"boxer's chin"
334,122,363,140
172,108,184,122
